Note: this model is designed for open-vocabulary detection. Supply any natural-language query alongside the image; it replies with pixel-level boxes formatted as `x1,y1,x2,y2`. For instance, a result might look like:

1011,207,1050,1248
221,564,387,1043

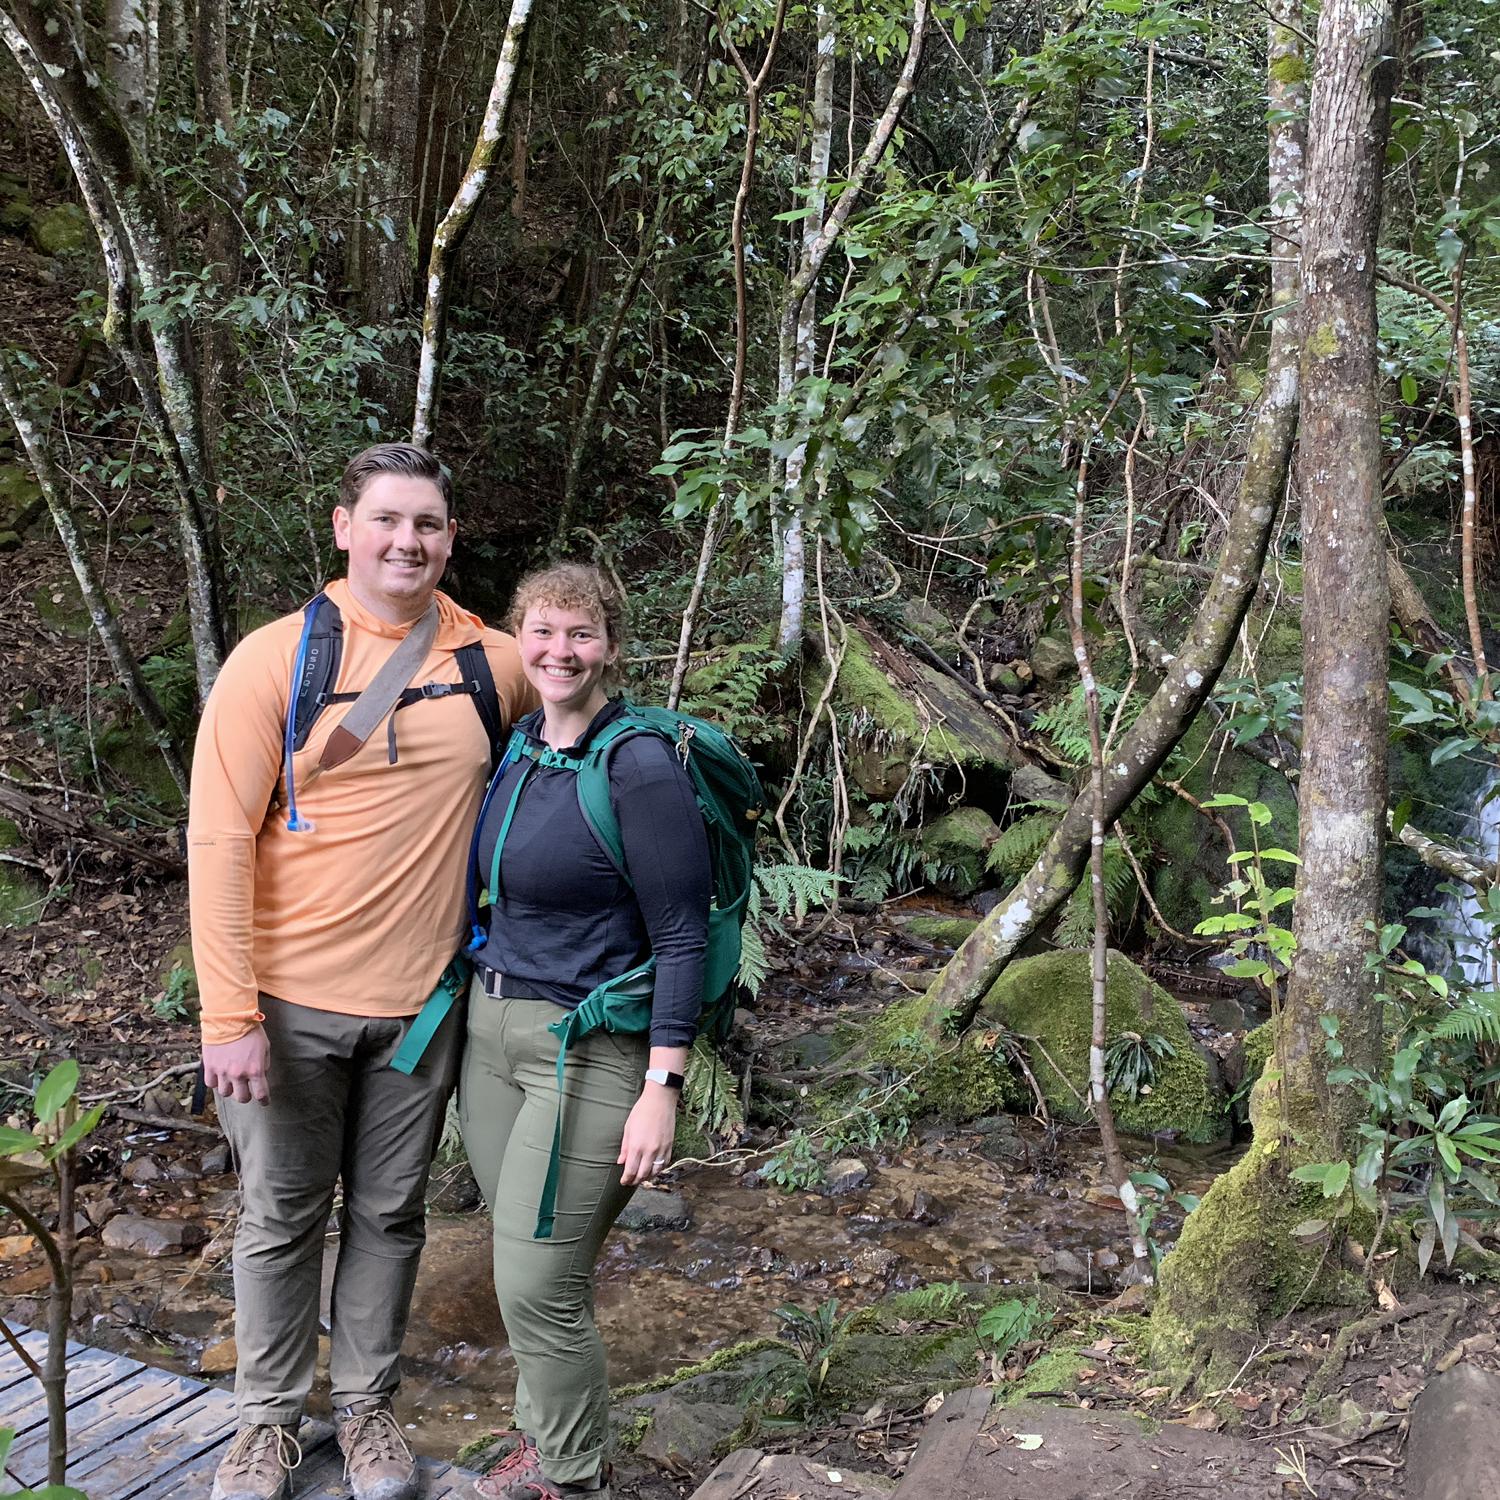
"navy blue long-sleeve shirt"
474,701,711,1047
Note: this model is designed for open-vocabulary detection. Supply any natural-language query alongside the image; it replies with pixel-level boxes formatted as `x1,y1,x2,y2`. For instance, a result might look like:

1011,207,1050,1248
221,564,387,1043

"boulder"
1028,634,1077,683
199,1144,231,1177
823,1158,869,1196
30,202,90,257
1039,1248,1092,1291
634,1395,742,1470
101,1215,208,1257
918,806,999,897
616,1187,691,1232
824,626,1026,800
0,463,43,535
983,949,1226,1143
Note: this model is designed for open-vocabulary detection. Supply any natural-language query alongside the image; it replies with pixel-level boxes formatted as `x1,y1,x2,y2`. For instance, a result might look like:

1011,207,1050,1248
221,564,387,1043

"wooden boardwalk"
0,1327,478,1499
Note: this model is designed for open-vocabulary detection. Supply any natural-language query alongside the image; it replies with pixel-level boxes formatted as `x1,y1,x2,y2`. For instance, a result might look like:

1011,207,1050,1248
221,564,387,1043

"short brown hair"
340,442,453,512
507,563,628,652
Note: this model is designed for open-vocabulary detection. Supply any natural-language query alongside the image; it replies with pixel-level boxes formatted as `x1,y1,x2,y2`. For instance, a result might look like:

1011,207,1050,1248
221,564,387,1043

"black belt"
475,962,548,1002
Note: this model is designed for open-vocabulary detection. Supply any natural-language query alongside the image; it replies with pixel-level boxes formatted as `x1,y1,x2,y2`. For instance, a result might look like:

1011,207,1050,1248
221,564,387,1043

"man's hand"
203,1026,272,1106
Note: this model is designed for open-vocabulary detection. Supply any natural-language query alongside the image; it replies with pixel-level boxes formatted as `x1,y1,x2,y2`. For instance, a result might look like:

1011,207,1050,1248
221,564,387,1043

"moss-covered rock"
0,463,44,534
822,626,1025,799
31,577,91,639
1144,720,1298,938
31,202,90,256
97,719,187,812
0,817,44,930
902,915,980,948
985,950,1225,1142
870,991,1025,1121
919,807,999,897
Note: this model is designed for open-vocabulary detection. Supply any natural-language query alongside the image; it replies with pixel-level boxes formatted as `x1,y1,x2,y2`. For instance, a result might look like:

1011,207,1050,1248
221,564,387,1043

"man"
189,443,534,1500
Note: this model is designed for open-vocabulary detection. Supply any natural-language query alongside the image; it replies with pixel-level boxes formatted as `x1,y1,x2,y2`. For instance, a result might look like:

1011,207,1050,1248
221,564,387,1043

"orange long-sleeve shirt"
188,581,535,1045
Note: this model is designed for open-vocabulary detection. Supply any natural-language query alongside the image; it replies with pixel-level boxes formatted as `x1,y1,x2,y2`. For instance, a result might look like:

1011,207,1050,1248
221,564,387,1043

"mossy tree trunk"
915,0,1307,1039
1153,0,1399,1378
0,0,227,697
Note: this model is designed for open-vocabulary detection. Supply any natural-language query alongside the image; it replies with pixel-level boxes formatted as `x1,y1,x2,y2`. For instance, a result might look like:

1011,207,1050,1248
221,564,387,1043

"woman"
459,563,710,1500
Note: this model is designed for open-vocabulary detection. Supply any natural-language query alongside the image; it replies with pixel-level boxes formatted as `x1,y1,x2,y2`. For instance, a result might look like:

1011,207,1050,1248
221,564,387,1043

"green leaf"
1435,1132,1462,1178
1220,959,1270,979
953,14,966,43
0,1126,39,1156
48,1104,104,1159
1400,372,1419,405
1322,1159,1350,1198
1260,848,1301,864
34,1061,79,1127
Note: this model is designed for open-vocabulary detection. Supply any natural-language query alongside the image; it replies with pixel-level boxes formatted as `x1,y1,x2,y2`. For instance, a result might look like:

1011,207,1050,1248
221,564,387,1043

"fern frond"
987,810,1059,878
1055,838,1138,946
684,1036,745,1143
756,862,841,921
1432,991,1500,1045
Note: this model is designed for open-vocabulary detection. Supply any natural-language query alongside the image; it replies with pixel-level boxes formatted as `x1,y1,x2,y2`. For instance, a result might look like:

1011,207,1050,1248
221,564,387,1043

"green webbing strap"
486,760,535,908
533,962,656,1240
389,954,471,1075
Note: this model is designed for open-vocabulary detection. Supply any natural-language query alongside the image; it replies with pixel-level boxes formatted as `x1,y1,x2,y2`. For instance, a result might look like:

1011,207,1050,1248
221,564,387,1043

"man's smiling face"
332,473,456,623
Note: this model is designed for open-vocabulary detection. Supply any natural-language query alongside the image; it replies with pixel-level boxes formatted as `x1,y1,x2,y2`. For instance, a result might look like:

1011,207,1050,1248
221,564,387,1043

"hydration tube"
282,596,324,833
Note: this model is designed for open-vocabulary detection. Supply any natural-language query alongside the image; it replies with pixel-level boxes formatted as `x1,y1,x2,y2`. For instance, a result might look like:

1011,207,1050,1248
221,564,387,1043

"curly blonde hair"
506,563,628,653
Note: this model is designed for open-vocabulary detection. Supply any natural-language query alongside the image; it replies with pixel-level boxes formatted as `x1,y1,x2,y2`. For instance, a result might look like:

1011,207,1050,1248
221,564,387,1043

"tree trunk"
914,0,1306,1042
194,0,243,463
359,0,429,416
666,0,789,709
411,0,535,448
105,0,149,129
554,196,667,549
775,0,835,653
1152,0,1398,1381
0,353,189,799
0,0,226,697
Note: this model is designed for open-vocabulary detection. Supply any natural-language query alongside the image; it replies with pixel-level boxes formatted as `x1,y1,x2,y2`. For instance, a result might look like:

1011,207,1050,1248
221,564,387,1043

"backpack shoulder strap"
572,715,670,881
289,593,343,752
456,641,503,766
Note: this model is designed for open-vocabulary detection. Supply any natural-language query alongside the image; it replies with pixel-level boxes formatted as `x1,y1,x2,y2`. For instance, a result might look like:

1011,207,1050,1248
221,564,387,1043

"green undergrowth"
901,915,980,947
610,1338,783,1400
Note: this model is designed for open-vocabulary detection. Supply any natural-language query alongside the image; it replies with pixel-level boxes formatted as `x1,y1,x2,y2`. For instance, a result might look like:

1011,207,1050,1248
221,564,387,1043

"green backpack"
480,704,764,1238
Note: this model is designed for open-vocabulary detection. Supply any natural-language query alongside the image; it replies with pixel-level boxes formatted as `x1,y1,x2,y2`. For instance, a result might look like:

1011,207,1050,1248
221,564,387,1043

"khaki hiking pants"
220,993,462,1425
458,978,648,1486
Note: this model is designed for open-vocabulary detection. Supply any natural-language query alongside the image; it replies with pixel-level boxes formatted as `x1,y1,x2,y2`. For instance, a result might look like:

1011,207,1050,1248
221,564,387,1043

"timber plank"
891,1385,993,1499
150,1419,337,1500
0,1327,51,1396
688,1447,767,1499
67,1384,238,1497
6,1366,201,1486
0,1347,145,1436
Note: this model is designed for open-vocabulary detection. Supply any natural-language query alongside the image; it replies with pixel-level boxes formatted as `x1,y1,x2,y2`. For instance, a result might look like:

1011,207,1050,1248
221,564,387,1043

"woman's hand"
618,1084,678,1186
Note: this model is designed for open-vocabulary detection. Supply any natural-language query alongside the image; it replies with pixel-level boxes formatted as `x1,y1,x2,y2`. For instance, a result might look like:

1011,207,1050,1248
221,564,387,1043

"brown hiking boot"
336,1397,419,1500
210,1422,302,1500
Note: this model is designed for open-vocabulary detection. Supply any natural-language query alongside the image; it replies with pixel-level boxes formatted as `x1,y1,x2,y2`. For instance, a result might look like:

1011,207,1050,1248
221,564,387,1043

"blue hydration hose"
465,740,517,951
282,596,323,833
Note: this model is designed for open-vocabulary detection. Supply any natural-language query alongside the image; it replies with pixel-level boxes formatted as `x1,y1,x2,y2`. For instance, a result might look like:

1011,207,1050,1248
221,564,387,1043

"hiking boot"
466,1442,609,1500
210,1422,302,1500
336,1398,419,1500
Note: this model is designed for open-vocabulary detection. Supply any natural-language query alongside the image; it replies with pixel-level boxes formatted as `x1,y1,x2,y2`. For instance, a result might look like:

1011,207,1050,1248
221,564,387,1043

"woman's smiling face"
518,602,617,719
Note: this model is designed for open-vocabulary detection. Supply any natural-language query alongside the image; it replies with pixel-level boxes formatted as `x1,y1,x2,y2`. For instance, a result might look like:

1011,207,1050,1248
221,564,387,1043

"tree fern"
738,863,842,996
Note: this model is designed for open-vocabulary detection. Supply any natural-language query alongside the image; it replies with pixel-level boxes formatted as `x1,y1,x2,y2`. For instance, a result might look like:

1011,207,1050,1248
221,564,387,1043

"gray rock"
101,1215,208,1257
1011,764,1072,806
1039,1247,1092,1291
824,1157,869,1196
1028,634,1077,683
0,531,20,553
635,1396,743,1470
123,1157,163,1184
616,1187,691,1232
199,1144,231,1177
1207,993,1247,1032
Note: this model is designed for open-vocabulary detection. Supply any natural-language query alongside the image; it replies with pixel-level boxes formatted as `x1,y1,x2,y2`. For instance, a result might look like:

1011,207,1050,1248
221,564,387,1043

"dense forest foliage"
2,0,1499,1396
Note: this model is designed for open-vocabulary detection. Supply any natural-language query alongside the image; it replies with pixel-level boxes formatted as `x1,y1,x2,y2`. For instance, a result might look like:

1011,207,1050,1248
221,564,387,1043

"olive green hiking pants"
220,993,462,1425
459,979,647,1486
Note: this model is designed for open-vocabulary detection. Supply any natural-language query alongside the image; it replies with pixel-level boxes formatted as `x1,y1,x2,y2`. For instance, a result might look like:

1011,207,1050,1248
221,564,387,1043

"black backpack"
285,591,504,767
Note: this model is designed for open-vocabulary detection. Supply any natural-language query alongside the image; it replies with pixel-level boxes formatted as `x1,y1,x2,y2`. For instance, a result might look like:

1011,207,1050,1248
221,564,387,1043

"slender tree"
412,0,536,448
1152,0,1400,1375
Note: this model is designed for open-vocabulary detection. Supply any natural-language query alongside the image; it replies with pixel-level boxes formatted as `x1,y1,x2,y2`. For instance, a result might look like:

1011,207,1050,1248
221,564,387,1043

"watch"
644,1067,685,1090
